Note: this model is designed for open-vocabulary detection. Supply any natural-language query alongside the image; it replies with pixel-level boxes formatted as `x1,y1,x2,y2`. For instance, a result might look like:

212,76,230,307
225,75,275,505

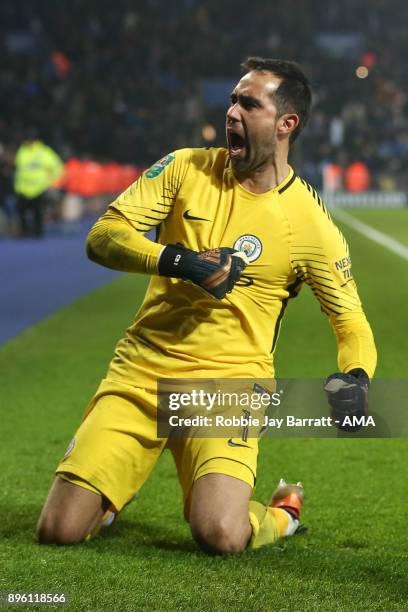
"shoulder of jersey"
182,146,228,171
286,174,333,222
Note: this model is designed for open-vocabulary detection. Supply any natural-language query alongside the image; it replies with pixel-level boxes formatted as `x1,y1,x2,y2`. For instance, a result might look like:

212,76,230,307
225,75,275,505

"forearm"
86,209,163,274
330,311,377,378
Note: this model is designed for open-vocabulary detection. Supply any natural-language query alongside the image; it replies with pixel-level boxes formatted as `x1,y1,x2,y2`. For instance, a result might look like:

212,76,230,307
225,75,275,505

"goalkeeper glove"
324,368,369,432
158,244,248,300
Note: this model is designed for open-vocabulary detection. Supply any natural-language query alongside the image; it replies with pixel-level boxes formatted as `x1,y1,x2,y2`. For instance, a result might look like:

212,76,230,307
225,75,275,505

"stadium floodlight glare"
355,66,369,79
202,124,217,141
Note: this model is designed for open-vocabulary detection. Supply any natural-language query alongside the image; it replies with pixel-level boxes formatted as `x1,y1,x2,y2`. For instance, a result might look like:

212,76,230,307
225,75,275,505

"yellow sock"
85,509,116,541
248,501,290,549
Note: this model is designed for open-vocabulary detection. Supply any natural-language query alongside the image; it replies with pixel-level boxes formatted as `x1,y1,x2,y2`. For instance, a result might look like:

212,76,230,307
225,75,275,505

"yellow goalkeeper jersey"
87,147,376,389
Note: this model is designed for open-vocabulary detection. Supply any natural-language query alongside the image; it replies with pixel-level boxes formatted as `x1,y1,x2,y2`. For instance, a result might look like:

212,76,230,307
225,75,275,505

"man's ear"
277,113,299,139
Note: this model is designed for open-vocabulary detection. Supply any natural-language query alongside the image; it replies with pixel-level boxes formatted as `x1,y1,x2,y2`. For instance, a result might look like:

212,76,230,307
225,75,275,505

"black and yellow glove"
324,368,369,432
158,244,248,300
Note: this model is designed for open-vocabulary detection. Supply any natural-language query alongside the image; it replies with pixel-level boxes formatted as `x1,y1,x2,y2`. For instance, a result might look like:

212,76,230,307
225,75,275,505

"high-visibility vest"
344,162,371,192
322,163,343,193
14,141,64,199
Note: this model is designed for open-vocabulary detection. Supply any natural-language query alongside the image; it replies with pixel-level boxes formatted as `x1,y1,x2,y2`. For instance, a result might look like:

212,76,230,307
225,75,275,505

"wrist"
158,244,191,278
347,368,370,388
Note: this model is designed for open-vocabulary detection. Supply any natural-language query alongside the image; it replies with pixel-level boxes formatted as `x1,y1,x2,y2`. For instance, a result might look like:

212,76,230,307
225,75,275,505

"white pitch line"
333,209,408,261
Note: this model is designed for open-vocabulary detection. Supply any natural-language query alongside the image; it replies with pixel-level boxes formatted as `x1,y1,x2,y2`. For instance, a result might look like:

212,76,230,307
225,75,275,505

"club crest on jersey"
234,234,262,262
145,154,175,178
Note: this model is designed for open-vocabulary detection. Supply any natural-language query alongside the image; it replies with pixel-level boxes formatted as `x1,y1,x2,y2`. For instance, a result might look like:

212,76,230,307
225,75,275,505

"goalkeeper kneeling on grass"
37,57,376,554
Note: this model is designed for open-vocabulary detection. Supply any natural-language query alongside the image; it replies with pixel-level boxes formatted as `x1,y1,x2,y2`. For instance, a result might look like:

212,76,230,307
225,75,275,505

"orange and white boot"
269,478,304,536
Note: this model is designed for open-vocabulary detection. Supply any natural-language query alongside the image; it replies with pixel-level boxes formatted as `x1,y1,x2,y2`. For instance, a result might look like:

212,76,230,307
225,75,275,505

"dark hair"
241,57,312,144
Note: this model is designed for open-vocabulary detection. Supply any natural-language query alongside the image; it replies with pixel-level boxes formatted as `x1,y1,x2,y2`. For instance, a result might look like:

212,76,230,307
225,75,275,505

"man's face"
226,70,282,174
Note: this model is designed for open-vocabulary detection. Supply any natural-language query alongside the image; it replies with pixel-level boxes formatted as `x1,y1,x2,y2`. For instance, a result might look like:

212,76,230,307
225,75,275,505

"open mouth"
227,131,247,159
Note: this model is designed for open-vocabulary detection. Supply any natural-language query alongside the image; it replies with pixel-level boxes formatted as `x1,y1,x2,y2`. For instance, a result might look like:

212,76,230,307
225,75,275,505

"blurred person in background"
14,129,64,238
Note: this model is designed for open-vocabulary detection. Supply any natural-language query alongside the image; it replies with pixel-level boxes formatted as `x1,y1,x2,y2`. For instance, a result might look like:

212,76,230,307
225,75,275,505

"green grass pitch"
0,209,407,611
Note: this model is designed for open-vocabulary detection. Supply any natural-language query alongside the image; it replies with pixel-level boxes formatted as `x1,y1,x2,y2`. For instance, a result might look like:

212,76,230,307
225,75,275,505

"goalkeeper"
37,57,376,554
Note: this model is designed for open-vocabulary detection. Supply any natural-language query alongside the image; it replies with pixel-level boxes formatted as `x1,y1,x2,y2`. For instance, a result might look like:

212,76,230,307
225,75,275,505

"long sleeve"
86,208,164,273
329,311,377,377
288,194,377,378
86,149,191,274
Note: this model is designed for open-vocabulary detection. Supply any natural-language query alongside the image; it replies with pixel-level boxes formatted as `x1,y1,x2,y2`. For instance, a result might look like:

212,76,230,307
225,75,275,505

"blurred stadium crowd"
1,0,407,234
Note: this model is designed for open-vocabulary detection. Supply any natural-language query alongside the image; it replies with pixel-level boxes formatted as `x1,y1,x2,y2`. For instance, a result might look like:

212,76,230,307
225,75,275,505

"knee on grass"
37,512,90,546
191,516,250,555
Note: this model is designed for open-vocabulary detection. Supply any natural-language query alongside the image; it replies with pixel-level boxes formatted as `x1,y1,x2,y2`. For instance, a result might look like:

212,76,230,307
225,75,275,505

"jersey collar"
227,161,296,196
277,167,296,194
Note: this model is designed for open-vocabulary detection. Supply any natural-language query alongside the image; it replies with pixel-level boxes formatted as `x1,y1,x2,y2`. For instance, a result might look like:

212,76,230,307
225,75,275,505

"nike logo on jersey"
183,210,211,221
227,439,251,448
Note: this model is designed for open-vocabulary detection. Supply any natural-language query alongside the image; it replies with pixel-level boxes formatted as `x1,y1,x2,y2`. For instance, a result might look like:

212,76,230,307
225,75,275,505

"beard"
229,136,278,176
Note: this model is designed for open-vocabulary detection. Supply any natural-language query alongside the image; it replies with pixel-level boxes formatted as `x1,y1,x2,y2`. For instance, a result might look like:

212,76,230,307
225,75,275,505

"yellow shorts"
57,379,258,517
